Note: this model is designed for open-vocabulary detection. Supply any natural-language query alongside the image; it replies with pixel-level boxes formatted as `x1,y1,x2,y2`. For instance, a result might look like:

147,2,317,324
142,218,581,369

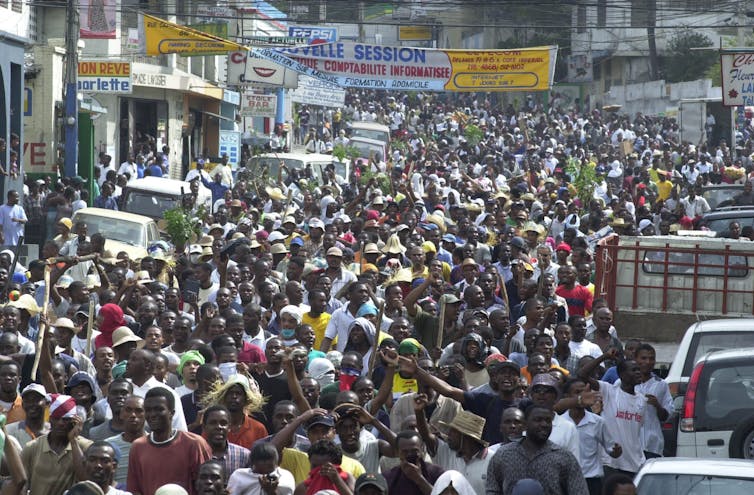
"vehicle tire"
728,416,754,458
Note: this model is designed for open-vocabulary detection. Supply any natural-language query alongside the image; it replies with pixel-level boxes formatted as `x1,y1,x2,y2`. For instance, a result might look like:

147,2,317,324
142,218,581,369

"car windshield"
351,142,384,160
683,332,754,377
73,213,145,247
351,128,389,143
703,215,754,234
124,191,180,219
703,187,744,209
695,361,754,430
638,473,754,495
251,157,305,179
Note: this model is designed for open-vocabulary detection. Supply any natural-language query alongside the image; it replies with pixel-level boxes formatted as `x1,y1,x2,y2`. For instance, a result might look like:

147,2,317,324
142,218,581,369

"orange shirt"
226,414,268,450
1,395,24,425
521,364,570,384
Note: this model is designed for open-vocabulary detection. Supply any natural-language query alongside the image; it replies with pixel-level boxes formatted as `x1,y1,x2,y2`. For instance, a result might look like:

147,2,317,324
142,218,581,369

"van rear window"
682,333,754,377
642,251,749,277
695,361,754,431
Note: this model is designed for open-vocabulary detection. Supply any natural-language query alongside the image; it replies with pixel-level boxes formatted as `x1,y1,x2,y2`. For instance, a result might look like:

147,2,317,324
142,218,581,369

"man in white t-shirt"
569,315,603,359
580,350,647,477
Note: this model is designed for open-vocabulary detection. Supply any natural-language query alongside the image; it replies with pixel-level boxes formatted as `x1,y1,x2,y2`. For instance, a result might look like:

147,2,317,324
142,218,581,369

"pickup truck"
594,234,754,341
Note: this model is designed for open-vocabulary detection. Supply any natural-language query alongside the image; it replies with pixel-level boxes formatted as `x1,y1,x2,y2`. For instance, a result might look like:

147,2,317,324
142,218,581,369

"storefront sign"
398,26,433,41
78,60,133,94
219,131,241,166
722,52,754,106
288,26,338,43
142,13,247,55
260,42,557,92
290,76,345,107
241,94,277,118
245,36,309,47
132,73,167,87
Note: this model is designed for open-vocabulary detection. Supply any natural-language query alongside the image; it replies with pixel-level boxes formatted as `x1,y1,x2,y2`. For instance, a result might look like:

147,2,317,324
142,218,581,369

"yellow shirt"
302,312,332,351
281,447,365,484
656,180,673,201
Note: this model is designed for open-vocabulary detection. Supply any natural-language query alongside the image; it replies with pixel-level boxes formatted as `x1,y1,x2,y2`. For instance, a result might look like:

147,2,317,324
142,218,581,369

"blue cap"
420,223,438,231
290,237,304,246
442,233,457,243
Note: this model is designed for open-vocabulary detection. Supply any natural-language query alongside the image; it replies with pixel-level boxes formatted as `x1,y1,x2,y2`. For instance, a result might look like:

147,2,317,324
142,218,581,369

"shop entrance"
118,98,168,165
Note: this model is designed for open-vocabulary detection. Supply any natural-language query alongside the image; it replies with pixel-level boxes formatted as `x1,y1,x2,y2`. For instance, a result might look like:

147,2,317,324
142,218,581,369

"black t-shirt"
254,370,291,430
463,390,519,444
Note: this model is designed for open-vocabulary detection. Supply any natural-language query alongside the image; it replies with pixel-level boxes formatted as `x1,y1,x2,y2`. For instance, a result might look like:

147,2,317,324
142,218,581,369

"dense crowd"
0,87,748,495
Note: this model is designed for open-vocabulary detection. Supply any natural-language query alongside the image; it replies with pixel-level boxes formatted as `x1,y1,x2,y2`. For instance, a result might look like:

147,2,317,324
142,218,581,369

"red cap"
555,242,572,253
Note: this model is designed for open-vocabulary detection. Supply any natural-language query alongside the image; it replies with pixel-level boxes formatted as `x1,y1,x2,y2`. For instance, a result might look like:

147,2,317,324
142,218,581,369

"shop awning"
190,108,233,122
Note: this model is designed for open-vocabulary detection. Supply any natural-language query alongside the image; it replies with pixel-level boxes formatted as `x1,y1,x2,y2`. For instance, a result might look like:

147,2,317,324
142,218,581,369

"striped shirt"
212,442,250,481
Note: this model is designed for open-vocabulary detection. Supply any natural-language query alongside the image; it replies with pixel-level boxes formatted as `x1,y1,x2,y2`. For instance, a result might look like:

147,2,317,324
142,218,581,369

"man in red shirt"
127,387,211,495
555,265,593,317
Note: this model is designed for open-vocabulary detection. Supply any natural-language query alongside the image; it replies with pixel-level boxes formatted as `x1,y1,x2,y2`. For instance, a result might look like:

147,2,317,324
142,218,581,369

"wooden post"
31,265,51,379
84,296,96,357
367,302,385,379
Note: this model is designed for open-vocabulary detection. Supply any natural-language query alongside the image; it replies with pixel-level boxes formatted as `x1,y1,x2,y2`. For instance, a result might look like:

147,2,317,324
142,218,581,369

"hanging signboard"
290,76,345,107
722,52,754,106
241,94,277,118
141,13,247,56
227,51,298,88
256,42,557,92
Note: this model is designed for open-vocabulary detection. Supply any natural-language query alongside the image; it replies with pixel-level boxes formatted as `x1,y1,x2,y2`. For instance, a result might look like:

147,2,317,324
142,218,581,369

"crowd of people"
0,86,749,495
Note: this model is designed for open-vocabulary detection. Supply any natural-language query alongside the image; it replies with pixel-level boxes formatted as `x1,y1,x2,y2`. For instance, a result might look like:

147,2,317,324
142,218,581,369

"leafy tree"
663,30,716,83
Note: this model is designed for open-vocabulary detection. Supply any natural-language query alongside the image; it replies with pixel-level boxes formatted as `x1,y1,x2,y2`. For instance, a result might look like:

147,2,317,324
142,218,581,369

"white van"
122,177,212,221
677,348,754,458
349,137,388,164
350,122,391,147
247,152,349,184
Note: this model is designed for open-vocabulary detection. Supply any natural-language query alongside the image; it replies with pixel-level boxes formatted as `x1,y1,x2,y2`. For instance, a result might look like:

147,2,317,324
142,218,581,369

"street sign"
288,26,338,43
241,93,277,118
244,36,309,47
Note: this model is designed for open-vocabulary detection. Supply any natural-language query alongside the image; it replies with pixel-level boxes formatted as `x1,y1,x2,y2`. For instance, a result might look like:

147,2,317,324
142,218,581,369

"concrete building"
570,0,736,97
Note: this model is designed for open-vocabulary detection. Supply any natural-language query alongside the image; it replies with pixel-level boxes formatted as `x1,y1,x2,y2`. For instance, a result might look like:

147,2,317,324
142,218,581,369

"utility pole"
63,0,80,177
647,0,659,80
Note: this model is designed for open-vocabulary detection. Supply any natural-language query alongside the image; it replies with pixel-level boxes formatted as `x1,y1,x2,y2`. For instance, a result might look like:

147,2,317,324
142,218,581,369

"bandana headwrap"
48,394,77,419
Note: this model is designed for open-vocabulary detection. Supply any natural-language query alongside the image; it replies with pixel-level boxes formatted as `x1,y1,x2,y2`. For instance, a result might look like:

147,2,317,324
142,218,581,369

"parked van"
247,152,349,184
677,348,754,458
121,177,212,221
349,122,391,147
72,208,159,260
594,234,754,342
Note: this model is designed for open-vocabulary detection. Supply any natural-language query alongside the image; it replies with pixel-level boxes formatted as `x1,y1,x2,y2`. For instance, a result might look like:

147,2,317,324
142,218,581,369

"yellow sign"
142,13,248,56
444,47,558,92
398,26,433,41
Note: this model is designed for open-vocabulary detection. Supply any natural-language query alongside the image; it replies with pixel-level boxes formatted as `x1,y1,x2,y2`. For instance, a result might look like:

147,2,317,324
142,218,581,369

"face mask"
317,372,335,387
340,373,359,391
280,328,296,340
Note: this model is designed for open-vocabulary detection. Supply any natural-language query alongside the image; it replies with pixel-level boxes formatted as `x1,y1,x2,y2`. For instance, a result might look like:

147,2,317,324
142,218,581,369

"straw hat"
265,186,286,201
111,326,143,348
9,294,41,315
438,410,488,446
381,234,406,255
